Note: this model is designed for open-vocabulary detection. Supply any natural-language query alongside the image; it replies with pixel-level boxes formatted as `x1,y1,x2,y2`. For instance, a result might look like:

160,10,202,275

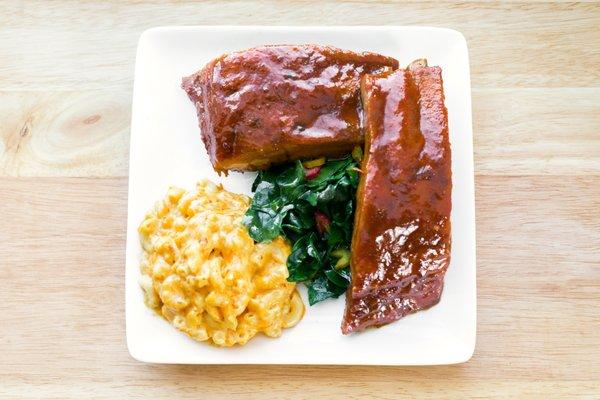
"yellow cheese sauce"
138,180,304,346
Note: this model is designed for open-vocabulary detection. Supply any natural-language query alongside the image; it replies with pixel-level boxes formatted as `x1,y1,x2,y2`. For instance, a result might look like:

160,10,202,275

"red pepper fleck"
314,211,331,234
305,166,321,180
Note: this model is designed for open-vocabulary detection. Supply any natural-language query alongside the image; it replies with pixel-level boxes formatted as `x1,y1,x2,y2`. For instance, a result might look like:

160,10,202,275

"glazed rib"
182,45,398,173
341,62,452,334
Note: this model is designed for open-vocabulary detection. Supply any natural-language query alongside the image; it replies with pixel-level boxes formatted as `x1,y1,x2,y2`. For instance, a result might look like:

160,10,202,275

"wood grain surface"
1,1,599,399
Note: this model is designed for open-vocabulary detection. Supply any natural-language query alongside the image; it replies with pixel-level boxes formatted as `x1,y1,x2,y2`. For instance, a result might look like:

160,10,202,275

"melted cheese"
138,180,304,346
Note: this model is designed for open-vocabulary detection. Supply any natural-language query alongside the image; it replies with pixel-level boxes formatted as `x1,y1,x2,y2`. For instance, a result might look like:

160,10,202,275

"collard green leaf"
347,167,360,188
245,153,361,305
252,169,278,191
307,274,336,305
252,181,278,207
243,203,294,242
282,210,313,234
325,267,350,288
306,158,349,187
316,184,337,204
308,272,347,305
337,267,351,282
243,208,277,242
287,233,322,282
326,223,345,249
298,189,318,206
276,160,305,199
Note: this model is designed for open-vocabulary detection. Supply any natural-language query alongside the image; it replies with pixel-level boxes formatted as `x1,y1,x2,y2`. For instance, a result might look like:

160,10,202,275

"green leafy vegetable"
243,154,360,305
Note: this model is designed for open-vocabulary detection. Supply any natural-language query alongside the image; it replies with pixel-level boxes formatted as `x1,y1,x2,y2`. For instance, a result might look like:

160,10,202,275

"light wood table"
1,1,598,399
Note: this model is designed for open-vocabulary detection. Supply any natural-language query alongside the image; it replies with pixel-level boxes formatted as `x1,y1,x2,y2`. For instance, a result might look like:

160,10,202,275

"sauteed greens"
243,153,361,305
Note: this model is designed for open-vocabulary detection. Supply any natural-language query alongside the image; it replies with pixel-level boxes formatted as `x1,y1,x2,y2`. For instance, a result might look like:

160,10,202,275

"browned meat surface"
342,62,452,334
182,45,398,173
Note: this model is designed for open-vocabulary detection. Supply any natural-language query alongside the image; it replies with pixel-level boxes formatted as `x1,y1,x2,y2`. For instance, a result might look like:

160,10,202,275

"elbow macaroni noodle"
138,180,304,346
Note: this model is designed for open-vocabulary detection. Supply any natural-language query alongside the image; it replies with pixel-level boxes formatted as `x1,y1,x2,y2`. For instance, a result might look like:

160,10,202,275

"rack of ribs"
182,45,398,173
342,60,452,334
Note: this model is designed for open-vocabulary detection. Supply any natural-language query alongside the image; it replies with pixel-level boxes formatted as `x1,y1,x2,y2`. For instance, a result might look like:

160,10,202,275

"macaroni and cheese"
138,180,304,346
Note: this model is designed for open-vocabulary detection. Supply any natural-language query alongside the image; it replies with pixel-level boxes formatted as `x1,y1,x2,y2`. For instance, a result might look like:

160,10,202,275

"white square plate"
126,26,476,365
